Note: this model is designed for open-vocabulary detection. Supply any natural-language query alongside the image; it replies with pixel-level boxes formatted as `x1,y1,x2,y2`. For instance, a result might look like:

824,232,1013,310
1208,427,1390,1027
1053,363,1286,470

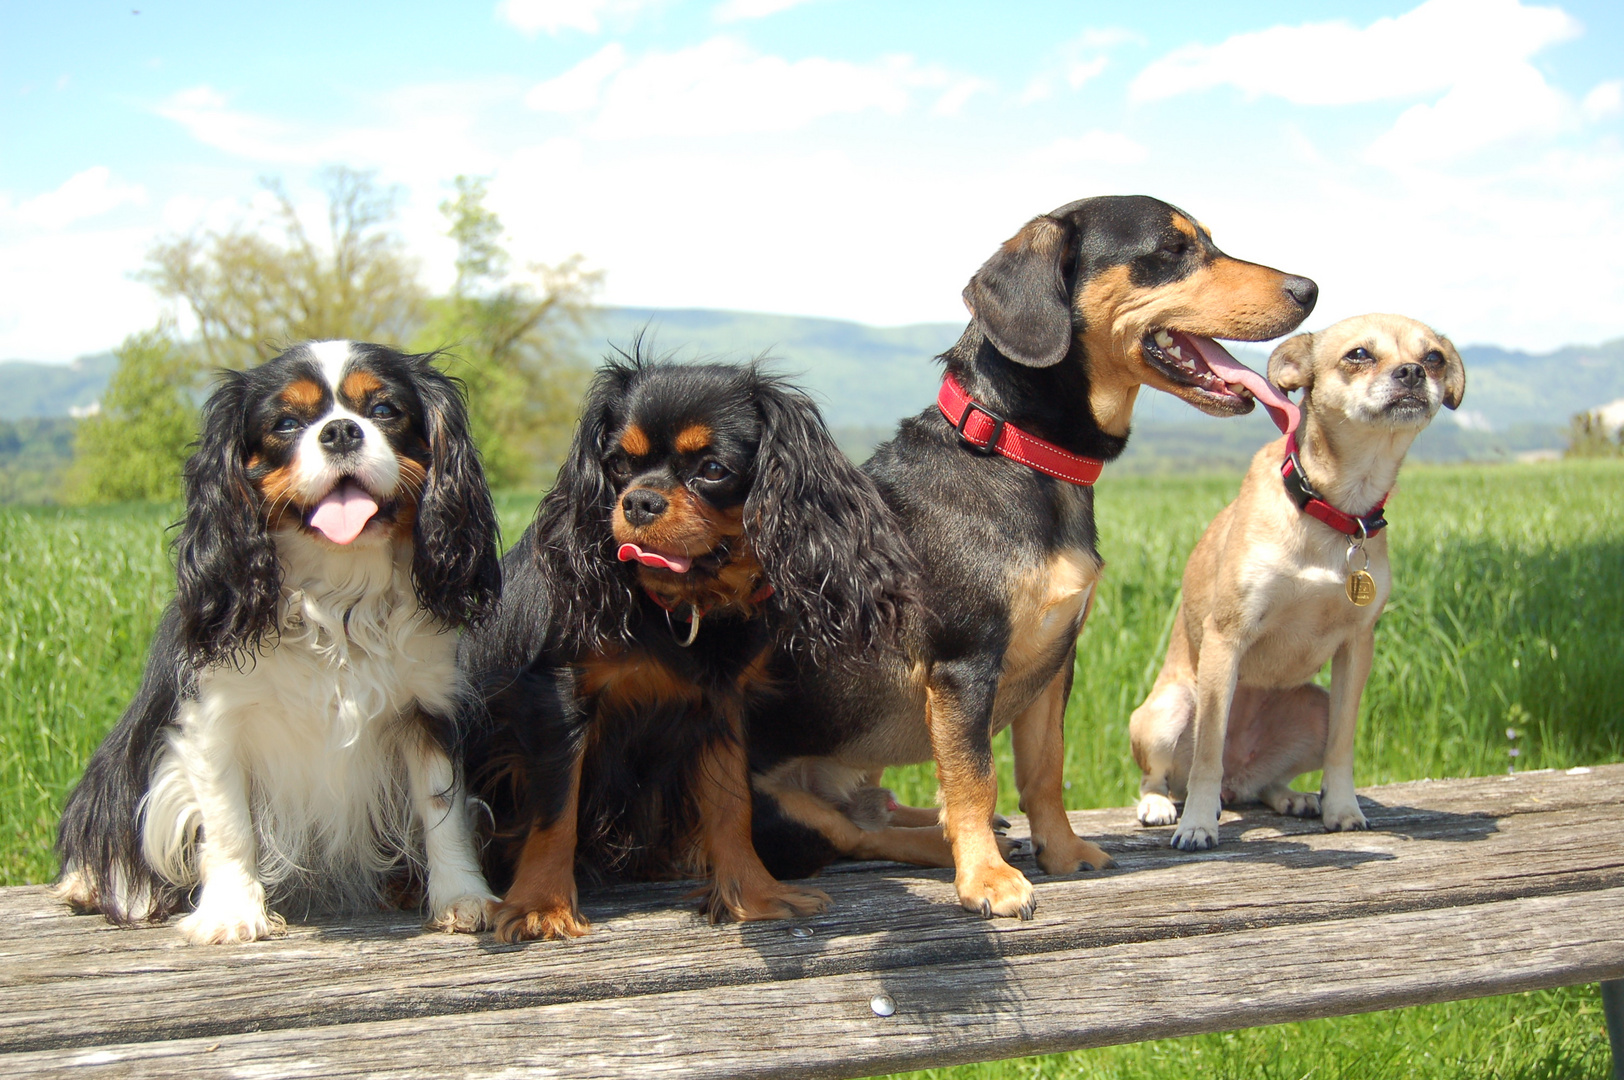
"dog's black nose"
622,489,668,526
1282,275,1318,313
1393,363,1425,389
319,418,364,455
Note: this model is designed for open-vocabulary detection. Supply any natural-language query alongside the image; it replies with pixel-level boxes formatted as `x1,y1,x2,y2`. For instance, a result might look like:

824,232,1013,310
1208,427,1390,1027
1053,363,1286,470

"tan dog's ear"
1436,336,1466,410
1267,333,1315,393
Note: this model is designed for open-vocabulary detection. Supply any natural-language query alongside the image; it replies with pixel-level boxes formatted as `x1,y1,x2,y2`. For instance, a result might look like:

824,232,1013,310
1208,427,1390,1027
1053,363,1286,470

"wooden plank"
0,767,1619,1056
5,887,1622,1080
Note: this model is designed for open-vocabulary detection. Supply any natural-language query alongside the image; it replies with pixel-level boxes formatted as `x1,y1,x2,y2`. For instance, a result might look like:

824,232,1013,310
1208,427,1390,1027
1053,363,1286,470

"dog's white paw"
1170,816,1221,851
1267,790,1322,818
176,889,284,945
1137,793,1179,827
1321,799,1369,833
427,893,498,934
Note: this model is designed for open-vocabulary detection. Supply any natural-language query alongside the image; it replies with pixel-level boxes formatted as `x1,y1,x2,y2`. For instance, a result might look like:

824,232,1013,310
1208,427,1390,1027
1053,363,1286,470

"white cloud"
0,167,146,230
526,37,963,138
497,0,658,36
1368,64,1572,163
1021,26,1140,103
1130,0,1579,106
1583,80,1624,121
1032,131,1148,166
524,43,627,111
713,0,818,22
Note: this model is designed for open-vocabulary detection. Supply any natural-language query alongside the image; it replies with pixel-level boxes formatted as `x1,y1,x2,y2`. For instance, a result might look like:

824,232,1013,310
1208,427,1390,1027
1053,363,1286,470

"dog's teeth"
1154,330,1174,348
1167,345,1183,361
1227,382,1244,394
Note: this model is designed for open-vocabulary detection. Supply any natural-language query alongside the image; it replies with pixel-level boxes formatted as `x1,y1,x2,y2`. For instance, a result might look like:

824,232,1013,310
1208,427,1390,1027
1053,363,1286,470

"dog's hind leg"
1233,684,1329,818
406,729,497,934
696,731,830,923
1129,681,1194,827
1012,662,1113,875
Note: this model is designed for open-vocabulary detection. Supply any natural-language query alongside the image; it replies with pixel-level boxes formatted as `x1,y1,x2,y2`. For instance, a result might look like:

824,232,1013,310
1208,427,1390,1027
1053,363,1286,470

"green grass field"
2,460,1620,1078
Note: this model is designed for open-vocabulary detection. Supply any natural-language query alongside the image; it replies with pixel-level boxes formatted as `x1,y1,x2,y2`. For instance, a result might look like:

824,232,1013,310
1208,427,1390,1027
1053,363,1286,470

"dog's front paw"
1137,793,1179,827
1321,799,1369,832
1032,831,1114,875
703,875,829,924
494,898,590,943
1170,816,1221,851
956,860,1035,920
176,891,284,945
427,892,498,934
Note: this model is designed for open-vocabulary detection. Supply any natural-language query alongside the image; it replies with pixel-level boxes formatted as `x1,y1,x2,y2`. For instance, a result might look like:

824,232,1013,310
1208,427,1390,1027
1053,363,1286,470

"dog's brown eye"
1423,350,1444,365
369,401,399,420
272,417,301,435
1345,347,1373,362
699,461,730,482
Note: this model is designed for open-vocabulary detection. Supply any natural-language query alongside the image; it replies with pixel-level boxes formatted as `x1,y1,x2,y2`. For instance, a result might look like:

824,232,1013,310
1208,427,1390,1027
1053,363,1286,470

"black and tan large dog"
748,195,1319,919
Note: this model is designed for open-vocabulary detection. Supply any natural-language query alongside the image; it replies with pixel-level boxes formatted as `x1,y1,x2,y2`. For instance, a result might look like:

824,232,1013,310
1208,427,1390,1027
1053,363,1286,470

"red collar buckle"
937,375,1104,487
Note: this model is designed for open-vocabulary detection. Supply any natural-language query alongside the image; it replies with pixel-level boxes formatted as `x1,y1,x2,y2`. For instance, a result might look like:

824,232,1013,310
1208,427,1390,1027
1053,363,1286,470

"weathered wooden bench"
3,765,1621,1079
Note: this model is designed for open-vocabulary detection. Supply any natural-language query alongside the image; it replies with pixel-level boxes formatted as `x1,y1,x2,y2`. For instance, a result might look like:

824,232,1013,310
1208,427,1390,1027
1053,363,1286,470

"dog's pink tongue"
1176,332,1300,436
309,481,379,545
618,543,692,574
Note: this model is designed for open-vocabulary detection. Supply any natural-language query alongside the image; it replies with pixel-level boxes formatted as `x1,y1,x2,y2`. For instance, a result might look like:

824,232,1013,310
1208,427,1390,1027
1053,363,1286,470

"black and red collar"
938,374,1104,487
1280,432,1388,538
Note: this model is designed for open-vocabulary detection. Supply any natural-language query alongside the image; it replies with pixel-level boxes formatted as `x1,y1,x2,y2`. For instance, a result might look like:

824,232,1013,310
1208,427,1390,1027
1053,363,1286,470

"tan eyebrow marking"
675,423,712,454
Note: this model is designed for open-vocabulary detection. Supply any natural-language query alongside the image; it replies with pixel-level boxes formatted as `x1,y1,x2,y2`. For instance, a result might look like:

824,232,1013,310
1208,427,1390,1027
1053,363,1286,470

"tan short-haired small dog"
1129,313,1465,850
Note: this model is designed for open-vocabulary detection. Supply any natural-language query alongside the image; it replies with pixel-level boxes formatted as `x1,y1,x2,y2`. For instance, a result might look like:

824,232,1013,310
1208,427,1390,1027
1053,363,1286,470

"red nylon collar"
937,375,1104,487
1280,432,1388,538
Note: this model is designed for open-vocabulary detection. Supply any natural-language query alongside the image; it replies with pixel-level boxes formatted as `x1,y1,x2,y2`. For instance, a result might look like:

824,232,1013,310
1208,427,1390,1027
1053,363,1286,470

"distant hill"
4,312,1619,470
0,353,117,420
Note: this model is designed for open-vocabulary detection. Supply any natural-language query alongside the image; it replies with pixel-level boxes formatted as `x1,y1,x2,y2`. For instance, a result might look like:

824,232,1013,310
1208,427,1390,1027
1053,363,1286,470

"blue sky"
2,0,1621,363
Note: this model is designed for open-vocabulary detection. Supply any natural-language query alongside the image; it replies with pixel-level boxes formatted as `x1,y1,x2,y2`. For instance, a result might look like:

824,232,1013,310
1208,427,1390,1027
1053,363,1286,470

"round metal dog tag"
1346,570,1377,606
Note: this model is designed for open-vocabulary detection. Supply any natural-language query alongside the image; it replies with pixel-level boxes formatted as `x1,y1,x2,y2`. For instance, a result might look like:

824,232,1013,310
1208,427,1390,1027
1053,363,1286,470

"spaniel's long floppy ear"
745,371,917,659
1268,333,1316,395
411,357,501,630
175,370,282,668
962,214,1077,369
533,360,639,654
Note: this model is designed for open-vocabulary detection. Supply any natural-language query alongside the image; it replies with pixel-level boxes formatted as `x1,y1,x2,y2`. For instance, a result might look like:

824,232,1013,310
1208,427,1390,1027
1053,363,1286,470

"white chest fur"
142,536,463,908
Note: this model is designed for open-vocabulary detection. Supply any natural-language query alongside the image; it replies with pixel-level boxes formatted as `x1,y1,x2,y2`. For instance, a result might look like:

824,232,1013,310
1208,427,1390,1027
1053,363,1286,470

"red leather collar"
1280,432,1388,538
937,375,1104,487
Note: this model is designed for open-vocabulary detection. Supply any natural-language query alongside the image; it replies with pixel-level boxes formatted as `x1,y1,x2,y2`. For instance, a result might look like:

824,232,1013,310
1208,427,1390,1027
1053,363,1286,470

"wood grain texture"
1,766,1619,1078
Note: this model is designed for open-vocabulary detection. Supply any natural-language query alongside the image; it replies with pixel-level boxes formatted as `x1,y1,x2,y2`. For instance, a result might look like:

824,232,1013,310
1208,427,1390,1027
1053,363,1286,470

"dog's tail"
55,605,190,924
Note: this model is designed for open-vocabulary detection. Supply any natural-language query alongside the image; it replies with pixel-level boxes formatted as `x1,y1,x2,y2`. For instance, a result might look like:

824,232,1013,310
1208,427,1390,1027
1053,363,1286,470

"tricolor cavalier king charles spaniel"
461,357,915,940
56,341,503,943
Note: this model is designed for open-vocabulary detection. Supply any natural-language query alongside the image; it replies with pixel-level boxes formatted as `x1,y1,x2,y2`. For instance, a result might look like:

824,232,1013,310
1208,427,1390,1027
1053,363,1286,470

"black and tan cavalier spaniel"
56,341,502,943
461,355,914,941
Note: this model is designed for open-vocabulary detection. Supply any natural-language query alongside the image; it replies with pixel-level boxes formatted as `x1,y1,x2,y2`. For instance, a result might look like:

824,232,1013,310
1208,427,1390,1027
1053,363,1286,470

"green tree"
67,328,199,504
141,167,427,370
416,175,598,489
1564,410,1624,458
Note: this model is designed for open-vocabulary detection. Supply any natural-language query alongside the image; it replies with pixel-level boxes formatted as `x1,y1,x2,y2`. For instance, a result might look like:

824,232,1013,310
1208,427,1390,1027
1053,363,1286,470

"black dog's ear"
175,370,281,668
745,372,917,659
1435,336,1466,411
1268,332,1316,394
411,358,502,629
534,361,638,654
962,215,1076,368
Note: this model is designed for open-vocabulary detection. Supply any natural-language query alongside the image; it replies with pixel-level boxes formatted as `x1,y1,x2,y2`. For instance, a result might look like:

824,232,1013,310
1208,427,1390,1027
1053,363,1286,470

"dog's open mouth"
305,479,394,545
618,542,693,574
1142,329,1297,431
